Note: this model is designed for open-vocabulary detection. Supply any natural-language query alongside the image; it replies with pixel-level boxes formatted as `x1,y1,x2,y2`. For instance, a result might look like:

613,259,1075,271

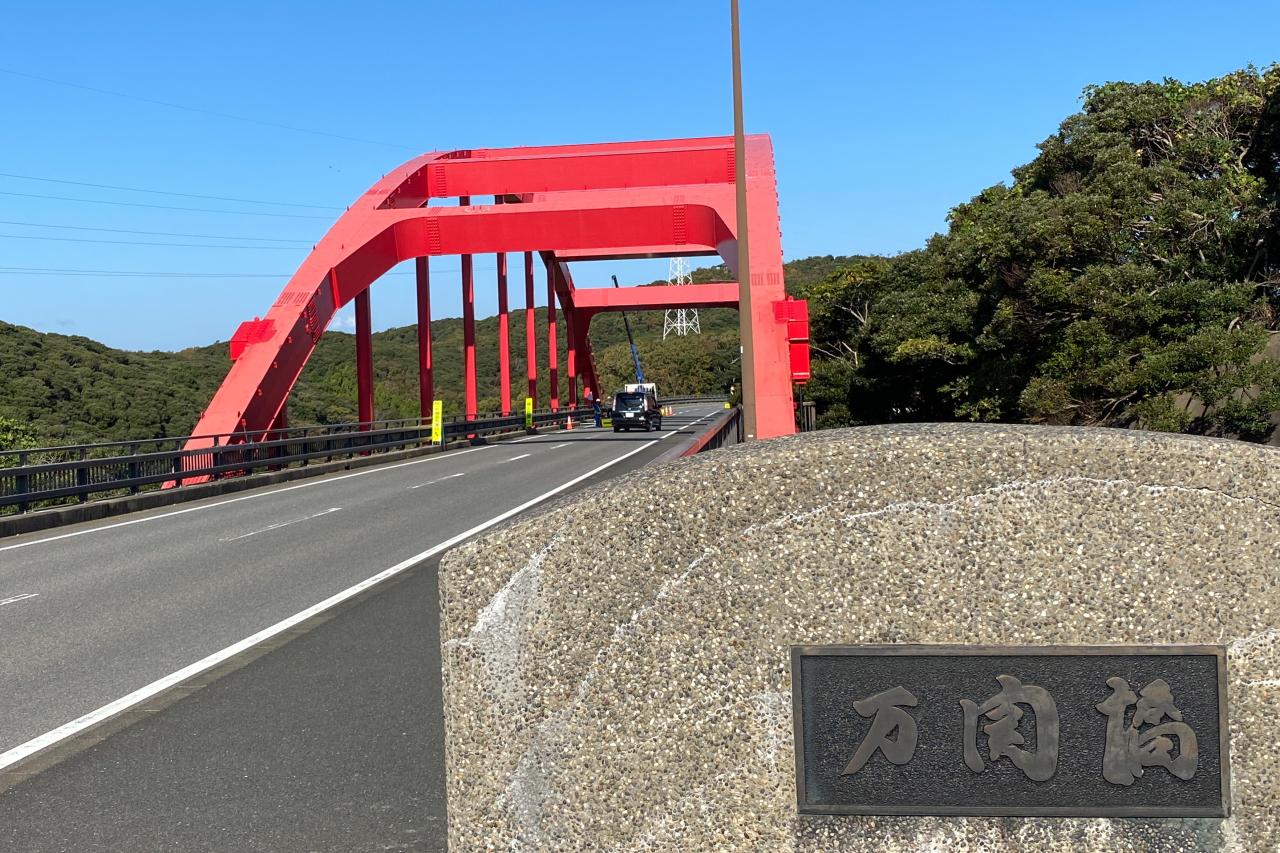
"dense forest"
3,65,1279,449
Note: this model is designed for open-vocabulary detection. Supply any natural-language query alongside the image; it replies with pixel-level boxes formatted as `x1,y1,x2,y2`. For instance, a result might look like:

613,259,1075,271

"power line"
0,67,408,150
0,263,499,278
0,233,306,250
0,189,333,219
0,266,288,278
0,219,312,243
0,172,340,210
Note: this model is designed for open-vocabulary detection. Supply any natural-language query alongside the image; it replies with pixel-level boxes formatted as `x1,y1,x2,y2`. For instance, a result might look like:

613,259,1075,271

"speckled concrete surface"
438,424,1280,851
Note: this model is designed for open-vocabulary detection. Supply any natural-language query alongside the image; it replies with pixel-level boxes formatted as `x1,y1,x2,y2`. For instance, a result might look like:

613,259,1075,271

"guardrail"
681,406,744,456
658,394,729,405
0,407,592,516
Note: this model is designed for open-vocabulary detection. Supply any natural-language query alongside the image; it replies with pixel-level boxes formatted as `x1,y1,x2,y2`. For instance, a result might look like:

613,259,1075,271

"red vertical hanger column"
565,301,578,407
495,197,511,415
415,257,433,419
572,311,598,407
460,195,477,421
545,256,559,411
524,252,537,405
355,287,374,427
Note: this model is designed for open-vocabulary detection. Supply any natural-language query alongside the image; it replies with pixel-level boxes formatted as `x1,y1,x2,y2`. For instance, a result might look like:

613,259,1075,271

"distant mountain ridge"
0,256,859,446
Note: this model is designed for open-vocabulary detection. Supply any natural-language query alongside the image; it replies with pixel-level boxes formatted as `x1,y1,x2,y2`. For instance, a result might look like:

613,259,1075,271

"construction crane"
611,275,644,383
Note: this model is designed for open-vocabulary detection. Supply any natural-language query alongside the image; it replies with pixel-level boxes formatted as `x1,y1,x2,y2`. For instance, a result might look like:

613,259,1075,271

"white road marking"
658,410,717,440
551,443,571,450
219,508,343,542
0,445,495,553
0,436,660,774
408,472,466,490
497,453,531,464
0,593,39,607
668,412,711,435
512,434,541,443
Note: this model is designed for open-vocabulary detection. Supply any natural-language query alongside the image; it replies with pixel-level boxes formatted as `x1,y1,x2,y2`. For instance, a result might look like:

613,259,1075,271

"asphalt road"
0,404,725,852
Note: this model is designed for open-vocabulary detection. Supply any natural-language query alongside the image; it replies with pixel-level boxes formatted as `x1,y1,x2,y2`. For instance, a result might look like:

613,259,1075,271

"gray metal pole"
731,0,757,439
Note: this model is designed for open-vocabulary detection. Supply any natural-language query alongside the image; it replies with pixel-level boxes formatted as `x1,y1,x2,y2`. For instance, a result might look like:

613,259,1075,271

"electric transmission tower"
662,257,701,339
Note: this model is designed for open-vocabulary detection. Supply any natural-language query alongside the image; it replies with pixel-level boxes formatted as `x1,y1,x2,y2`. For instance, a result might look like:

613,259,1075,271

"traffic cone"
565,414,574,430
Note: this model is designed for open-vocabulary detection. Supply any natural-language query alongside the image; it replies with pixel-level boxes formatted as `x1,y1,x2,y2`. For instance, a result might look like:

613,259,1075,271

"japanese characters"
961,674,1059,781
841,673,1198,785
842,686,918,774
1096,677,1199,786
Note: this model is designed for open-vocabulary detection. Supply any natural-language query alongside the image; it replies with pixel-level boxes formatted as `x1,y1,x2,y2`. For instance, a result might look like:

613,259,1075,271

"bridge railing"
658,395,729,405
0,407,593,516
681,406,744,457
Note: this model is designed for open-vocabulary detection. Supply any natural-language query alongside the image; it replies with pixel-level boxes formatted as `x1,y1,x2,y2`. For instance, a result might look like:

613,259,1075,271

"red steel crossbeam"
572,282,740,315
185,135,800,465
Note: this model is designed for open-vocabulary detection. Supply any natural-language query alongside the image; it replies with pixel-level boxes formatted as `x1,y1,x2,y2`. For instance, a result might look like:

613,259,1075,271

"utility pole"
731,0,756,438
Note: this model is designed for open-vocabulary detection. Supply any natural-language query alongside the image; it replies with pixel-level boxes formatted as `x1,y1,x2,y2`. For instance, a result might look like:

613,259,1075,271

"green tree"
816,65,1280,440
0,416,40,455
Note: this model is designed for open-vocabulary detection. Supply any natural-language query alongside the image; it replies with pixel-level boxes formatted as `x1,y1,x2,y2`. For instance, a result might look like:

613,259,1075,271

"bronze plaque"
791,645,1229,817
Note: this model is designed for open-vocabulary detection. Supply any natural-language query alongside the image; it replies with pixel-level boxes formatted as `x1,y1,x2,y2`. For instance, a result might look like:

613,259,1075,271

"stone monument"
438,424,1280,850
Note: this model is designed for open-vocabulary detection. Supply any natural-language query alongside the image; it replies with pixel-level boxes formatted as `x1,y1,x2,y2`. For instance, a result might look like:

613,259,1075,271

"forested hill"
0,323,231,448
0,255,856,447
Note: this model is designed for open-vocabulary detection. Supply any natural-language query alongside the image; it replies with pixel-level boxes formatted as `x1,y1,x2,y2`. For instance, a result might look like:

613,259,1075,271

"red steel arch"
186,135,806,453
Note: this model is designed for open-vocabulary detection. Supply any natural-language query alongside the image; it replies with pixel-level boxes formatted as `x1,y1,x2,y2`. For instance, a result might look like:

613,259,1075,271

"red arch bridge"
184,134,810,461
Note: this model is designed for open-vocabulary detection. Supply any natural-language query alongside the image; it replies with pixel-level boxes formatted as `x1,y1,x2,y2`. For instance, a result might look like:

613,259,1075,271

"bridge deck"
0,404,726,851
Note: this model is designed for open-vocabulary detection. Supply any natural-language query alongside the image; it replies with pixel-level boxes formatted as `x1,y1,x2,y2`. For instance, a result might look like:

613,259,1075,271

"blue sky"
2,1,1278,351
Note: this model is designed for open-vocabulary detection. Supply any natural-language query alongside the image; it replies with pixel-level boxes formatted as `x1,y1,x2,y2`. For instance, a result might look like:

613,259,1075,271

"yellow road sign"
431,400,443,444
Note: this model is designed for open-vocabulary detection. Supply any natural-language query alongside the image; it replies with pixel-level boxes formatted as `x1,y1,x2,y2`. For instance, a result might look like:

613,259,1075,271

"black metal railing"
658,394,729,405
681,406,744,456
0,407,592,516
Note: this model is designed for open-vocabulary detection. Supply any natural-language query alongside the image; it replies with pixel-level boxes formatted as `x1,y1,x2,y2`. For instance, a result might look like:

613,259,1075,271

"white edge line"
0,436,660,773
219,507,343,542
0,445,495,553
658,410,716,440
408,472,466,490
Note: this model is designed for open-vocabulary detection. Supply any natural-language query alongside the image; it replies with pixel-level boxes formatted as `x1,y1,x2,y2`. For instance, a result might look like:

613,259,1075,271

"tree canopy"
803,65,1280,440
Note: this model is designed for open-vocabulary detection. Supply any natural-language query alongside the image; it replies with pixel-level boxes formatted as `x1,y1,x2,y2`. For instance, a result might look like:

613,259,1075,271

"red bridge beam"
554,246,719,262
572,282,739,315
381,138,737,207
186,135,799,460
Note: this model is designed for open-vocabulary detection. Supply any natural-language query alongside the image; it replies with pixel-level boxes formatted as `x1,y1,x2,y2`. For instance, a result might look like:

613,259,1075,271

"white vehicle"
623,382,658,401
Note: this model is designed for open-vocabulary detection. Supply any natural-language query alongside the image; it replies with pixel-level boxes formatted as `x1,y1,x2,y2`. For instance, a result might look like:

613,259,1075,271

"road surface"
0,404,726,851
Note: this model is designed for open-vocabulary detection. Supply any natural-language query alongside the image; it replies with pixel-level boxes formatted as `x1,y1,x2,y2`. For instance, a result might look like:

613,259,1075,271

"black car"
611,391,662,432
